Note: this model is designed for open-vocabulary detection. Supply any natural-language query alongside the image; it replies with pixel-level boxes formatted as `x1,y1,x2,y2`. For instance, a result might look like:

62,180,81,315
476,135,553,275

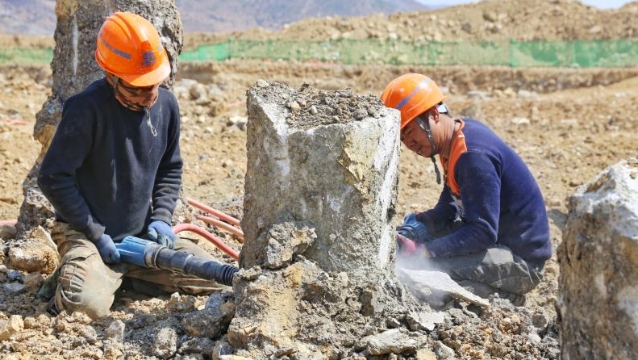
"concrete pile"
228,80,439,358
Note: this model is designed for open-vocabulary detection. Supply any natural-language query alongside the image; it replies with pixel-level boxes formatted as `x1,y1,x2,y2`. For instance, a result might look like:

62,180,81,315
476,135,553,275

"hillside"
0,0,426,35
208,0,638,42
3,0,637,50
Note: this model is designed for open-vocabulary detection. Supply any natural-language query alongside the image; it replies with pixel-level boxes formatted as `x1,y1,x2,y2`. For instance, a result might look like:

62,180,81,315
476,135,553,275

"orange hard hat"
95,12,170,87
381,73,445,129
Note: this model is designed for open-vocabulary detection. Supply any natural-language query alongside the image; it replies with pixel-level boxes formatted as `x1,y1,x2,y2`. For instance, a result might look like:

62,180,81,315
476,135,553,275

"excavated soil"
1,0,638,358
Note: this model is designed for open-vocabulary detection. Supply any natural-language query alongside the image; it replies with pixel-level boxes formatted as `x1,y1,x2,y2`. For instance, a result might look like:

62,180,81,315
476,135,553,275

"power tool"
115,236,238,286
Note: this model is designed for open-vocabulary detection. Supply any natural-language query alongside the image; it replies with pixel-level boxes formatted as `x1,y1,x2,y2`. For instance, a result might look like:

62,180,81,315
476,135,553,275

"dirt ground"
1,0,638,358
1,57,637,359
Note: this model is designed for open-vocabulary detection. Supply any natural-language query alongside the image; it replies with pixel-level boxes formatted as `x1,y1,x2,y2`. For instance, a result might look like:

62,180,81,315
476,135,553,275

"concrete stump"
240,81,400,282
558,158,638,360
226,82,430,359
13,0,183,269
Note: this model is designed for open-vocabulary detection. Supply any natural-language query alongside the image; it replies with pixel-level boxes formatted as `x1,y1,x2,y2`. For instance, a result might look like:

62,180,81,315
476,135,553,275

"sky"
417,0,635,9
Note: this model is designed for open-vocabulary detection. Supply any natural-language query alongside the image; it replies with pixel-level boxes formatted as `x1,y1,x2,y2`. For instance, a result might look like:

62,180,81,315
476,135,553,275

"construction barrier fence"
2,39,637,68
0,47,54,65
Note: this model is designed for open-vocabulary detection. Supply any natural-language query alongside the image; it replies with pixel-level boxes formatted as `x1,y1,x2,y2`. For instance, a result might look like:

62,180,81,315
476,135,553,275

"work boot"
46,297,61,316
36,267,61,301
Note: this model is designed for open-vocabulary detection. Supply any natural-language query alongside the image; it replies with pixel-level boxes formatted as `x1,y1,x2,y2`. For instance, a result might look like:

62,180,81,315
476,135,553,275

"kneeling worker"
37,12,226,319
382,73,551,306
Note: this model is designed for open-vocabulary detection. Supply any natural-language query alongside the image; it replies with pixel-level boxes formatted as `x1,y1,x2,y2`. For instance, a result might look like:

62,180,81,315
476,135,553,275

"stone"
4,283,26,294
405,311,446,331
0,315,24,341
153,327,179,359
396,268,490,308
558,158,638,360
181,297,235,338
105,320,126,343
8,240,58,273
358,329,417,356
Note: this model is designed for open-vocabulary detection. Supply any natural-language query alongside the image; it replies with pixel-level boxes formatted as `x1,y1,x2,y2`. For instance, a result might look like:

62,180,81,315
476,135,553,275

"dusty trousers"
427,245,544,297
42,222,228,319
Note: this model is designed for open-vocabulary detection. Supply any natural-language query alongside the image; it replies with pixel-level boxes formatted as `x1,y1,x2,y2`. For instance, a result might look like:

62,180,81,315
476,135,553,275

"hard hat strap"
416,116,442,185
416,116,437,155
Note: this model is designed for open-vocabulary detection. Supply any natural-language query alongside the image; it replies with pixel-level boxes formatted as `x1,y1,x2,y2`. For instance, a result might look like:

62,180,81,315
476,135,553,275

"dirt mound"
3,0,636,50
183,0,638,47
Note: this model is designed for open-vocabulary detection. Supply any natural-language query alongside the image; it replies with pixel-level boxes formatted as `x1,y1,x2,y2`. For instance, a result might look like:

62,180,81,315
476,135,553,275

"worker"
382,73,551,306
37,12,226,319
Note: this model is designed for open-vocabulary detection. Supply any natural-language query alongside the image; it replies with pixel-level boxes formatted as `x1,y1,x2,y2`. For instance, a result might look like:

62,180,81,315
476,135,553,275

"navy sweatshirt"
38,78,183,242
417,118,551,264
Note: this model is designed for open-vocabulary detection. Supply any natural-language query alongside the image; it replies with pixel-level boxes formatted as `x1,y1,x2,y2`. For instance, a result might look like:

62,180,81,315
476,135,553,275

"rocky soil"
1,0,637,359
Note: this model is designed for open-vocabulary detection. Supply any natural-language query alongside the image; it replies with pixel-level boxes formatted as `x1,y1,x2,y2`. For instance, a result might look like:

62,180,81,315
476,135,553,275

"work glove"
396,213,429,244
148,220,177,249
95,234,121,264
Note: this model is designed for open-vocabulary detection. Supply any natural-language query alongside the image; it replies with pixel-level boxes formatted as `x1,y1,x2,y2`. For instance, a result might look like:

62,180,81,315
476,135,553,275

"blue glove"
396,213,429,244
95,234,121,264
148,220,176,249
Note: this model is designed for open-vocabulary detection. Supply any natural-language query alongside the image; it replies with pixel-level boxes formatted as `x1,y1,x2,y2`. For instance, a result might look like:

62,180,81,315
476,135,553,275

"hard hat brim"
118,53,171,87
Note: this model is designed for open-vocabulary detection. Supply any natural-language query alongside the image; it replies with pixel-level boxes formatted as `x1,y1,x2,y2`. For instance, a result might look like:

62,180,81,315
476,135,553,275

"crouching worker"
36,12,227,319
382,73,551,306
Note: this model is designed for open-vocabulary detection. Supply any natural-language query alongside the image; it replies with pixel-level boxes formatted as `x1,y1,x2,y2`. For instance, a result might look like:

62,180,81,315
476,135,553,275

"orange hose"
195,214,244,242
0,219,17,226
187,198,241,227
173,223,239,260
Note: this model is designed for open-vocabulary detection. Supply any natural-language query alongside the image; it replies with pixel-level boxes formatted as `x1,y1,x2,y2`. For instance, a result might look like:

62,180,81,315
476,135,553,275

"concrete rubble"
558,158,638,360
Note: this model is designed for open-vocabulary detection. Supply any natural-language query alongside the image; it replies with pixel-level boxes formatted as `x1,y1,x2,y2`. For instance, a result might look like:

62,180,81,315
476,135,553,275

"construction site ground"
1,0,638,358
2,58,637,360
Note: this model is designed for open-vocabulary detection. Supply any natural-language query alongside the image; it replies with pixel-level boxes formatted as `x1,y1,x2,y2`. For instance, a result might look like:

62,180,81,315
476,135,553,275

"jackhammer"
115,236,239,286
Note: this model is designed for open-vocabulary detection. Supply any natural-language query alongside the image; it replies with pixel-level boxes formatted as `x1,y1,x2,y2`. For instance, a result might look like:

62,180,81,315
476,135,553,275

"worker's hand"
396,233,431,258
148,220,176,249
397,213,429,244
95,234,121,264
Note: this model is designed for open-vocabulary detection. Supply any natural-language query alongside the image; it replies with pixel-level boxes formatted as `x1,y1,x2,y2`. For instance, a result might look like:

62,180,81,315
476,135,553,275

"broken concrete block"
559,158,638,360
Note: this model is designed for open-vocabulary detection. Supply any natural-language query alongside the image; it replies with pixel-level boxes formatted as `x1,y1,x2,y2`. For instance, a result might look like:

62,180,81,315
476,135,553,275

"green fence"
0,47,54,65
2,39,637,68
180,39,638,68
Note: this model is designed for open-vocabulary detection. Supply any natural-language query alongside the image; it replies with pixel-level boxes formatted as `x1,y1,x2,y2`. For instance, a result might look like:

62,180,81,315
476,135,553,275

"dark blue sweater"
38,78,183,242
418,118,551,264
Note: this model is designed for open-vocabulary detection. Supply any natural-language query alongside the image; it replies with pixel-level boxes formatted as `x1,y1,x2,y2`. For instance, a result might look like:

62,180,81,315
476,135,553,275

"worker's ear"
430,108,441,124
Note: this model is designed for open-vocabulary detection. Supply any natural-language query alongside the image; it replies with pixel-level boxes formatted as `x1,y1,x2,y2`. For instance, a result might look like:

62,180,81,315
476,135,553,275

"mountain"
177,0,427,33
0,0,427,35
0,0,56,35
